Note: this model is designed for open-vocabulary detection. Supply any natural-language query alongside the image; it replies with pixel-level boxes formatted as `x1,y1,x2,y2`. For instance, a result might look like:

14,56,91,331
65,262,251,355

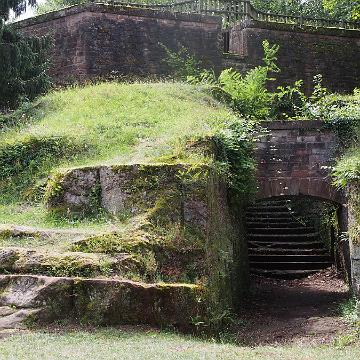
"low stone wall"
45,162,249,312
16,4,222,83
0,275,202,329
229,20,360,93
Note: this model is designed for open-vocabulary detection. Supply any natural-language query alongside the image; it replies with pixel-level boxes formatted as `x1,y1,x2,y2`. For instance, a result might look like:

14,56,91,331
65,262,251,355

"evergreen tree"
0,0,51,110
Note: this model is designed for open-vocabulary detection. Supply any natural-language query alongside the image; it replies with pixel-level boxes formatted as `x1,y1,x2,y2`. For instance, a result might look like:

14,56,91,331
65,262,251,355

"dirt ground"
236,268,352,346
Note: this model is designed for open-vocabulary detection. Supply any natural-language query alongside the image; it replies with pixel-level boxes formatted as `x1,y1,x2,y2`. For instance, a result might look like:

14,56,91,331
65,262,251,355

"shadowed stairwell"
246,198,333,279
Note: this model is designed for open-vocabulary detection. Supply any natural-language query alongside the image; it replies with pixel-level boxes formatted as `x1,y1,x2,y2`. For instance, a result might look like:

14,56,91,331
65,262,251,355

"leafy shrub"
36,0,87,14
187,40,280,119
214,120,258,195
0,23,52,110
270,74,330,120
326,89,360,187
270,80,306,119
0,136,72,179
161,44,202,80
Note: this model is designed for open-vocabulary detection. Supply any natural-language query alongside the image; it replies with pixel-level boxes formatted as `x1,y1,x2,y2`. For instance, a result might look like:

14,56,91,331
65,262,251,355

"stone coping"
260,120,327,130
236,19,360,38
13,2,222,28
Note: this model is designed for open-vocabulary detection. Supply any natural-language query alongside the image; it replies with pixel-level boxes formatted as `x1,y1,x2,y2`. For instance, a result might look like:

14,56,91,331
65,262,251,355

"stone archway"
255,120,345,205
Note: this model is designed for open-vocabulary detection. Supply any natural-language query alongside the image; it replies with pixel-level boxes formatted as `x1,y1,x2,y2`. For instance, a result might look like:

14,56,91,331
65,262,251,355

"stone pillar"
348,183,360,296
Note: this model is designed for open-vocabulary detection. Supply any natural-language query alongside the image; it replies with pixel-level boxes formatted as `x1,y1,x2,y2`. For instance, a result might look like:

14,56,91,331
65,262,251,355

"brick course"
229,20,360,94
15,5,360,92
255,120,344,203
16,4,223,83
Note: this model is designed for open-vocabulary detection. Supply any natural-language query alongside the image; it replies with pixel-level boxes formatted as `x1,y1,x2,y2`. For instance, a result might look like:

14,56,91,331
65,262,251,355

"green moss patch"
0,248,144,279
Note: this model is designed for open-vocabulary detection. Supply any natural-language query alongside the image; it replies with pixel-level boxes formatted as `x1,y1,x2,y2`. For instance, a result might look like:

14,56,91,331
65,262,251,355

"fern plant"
187,40,280,119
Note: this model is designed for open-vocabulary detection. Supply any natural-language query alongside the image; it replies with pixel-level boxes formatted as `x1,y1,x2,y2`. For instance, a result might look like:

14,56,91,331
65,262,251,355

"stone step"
249,254,332,263
250,261,332,271
0,307,42,330
245,216,301,222
0,224,99,240
248,240,324,249
246,206,290,212
249,248,329,255
254,200,291,206
248,233,319,241
250,268,318,279
248,227,315,234
0,247,141,279
246,221,306,228
246,211,298,218
0,275,202,330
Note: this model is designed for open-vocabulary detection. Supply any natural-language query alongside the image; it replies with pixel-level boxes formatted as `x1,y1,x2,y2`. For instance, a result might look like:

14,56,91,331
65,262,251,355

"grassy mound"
0,81,235,228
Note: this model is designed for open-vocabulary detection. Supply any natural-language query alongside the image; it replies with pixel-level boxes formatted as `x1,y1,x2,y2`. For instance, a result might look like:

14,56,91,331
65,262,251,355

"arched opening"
238,195,352,344
246,195,348,279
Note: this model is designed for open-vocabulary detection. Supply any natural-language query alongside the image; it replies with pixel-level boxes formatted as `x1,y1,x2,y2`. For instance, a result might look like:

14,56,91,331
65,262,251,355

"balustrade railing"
93,0,360,30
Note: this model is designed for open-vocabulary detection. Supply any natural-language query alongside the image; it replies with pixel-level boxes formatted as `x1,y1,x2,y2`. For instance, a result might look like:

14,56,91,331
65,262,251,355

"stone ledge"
13,3,222,29
237,19,360,38
260,120,327,130
0,274,203,329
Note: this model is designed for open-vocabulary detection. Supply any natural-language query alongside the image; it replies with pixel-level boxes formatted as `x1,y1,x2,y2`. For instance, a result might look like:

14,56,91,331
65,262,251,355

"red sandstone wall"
16,5,360,93
229,21,360,94
255,120,343,203
16,4,223,83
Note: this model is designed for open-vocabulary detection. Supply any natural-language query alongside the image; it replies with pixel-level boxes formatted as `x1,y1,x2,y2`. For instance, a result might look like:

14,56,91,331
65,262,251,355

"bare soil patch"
237,268,351,345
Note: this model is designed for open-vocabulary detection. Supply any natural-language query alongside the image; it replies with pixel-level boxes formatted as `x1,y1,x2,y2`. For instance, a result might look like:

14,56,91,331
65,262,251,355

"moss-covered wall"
348,183,360,295
16,4,223,84
206,172,249,313
0,274,204,330
45,162,249,313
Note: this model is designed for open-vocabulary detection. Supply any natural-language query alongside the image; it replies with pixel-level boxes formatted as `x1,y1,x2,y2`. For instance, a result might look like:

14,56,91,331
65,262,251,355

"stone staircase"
246,199,333,278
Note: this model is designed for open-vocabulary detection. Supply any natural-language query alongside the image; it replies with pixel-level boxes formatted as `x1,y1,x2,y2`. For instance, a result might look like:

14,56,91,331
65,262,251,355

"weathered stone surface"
348,183,360,295
0,275,203,329
73,279,202,328
47,164,208,230
229,20,360,94
14,4,360,93
15,4,222,84
46,167,100,213
0,308,42,330
255,120,344,204
0,248,140,278
99,164,184,216
45,162,248,312
0,275,73,309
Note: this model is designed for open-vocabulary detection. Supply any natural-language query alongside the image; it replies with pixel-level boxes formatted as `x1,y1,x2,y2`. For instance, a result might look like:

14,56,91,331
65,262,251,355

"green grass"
0,81,235,228
0,202,127,230
0,328,360,360
1,82,231,168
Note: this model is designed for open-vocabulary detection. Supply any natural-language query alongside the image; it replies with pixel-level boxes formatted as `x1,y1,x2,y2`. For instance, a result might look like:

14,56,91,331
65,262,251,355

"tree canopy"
0,0,51,110
250,0,360,20
323,0,360,20
0,0,37,21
